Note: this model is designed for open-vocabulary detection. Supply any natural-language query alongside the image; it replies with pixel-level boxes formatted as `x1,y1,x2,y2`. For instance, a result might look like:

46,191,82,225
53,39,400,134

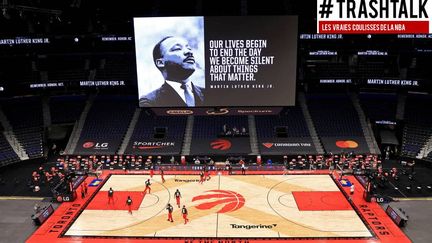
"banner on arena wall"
317,78,426,88
125,139,183,155
190,137,251,155
259,138,317,155
151,107,283,116
74,139,121,155
320,136,372,154
134,16,298,108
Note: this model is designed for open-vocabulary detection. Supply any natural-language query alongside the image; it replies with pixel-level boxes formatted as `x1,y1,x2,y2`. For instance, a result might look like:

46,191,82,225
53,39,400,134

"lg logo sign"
95,143,109,149
82,141,109,149
82,142,94,148
95,143,109,148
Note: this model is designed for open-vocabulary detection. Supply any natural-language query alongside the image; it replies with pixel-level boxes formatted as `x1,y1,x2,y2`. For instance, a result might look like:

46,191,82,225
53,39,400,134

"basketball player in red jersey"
166,203,174,222
126,196,133,214
143,179,151,194
199,170,205,184
174,189,182,208
149,165,154,178
160,167,165,183
182,205,189,224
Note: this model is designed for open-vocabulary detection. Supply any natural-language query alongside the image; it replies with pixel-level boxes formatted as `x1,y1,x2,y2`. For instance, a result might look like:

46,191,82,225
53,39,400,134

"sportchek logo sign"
132,141,175,150
82,141,109,150
262,142,312,148
192,190,245,213
317,0,432,33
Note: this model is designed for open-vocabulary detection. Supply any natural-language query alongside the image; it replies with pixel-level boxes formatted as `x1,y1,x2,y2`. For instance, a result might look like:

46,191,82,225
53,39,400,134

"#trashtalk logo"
317,0,432,34
210,139,232,151
192,190,245,213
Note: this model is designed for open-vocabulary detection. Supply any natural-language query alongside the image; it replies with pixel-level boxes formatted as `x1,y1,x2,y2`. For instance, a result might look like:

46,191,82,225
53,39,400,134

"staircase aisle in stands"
396,94,406,120
118,108,141,155
65,95,95,154
298,92,324,154
0,107,28,161
181,116,194,155
417,134,432,159
350,93,380,154
42,96,51,128
248,115,259,155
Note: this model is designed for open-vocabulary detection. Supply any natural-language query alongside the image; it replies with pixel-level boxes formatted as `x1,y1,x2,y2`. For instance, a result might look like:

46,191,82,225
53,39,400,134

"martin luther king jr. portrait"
134,17,205,107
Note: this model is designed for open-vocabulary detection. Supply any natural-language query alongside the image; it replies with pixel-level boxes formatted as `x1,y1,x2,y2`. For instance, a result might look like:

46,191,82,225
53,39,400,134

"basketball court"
27,171,411,242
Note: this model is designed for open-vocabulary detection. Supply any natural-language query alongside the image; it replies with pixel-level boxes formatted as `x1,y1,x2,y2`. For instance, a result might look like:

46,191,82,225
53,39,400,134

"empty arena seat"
401,94,432,158
307,93,363,137
0,133,20,166
256,107,310,139
2,97,44,159
358,92,397,123
193,116,249,138
75,95,136,154
94,54,135,81
130,112,187,140
50,95,87,124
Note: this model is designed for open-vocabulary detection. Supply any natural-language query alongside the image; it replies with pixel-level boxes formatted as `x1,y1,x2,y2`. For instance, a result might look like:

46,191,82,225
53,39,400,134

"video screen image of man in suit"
139,36,205,107
135,16,298,107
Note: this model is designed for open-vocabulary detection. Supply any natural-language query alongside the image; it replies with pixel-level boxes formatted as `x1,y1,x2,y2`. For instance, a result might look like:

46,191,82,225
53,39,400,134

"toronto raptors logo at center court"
192,190,245,213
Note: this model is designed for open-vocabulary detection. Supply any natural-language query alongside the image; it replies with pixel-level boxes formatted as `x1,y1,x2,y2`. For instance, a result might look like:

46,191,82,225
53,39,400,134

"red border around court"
26,170,412,243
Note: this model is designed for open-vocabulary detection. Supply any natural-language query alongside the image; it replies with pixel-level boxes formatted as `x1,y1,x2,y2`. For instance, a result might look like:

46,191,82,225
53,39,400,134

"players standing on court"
143,178,151,194
80,184,85,199
238,159,246,175
83,181,88,195
149,165,154,178
350,183,355,195
166,203,174,222
160,168,165,183
108,187,114,204
182,205,189,224
199,170,205,184
204,167,211,180
283,163,289,175
166,202,191,224
174,189,182,208
126,196,133,214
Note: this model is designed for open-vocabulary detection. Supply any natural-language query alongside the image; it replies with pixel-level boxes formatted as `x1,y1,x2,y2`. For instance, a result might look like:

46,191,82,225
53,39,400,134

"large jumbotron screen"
134,16,298,107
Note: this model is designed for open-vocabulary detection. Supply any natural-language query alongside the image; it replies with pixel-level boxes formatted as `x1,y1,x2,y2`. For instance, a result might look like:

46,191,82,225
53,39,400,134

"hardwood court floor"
65,174,372,239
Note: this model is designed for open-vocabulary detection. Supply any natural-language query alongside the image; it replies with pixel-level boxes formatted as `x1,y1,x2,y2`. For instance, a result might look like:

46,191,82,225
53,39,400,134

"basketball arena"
0,1,431,243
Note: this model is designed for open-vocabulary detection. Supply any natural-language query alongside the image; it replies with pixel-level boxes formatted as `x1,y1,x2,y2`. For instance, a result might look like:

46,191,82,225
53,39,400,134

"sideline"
394,197,432,201
0,196,44,200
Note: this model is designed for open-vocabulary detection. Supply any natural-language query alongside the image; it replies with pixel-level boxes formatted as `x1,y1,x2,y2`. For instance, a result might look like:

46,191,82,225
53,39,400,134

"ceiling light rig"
1,2,62,21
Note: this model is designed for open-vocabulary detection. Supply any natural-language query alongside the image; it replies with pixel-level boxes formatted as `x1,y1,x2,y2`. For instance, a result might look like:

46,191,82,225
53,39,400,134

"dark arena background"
0,1,431,243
